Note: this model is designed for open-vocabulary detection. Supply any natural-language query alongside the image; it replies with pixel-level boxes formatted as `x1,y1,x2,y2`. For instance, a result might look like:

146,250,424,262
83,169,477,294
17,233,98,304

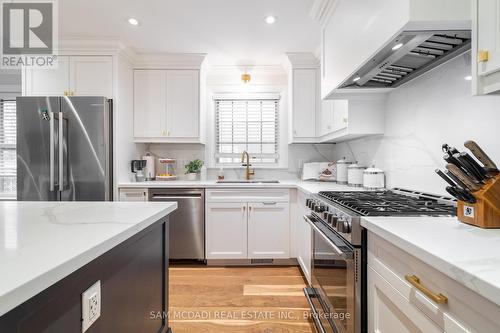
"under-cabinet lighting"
128,17,140,26
392,43,404,51
265,16,276,24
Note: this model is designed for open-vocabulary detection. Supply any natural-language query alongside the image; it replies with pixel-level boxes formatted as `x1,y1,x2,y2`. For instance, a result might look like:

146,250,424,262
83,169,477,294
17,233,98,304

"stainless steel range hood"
340,30,471,89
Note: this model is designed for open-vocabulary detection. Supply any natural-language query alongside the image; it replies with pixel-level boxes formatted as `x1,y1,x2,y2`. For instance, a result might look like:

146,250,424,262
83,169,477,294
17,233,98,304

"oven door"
303,215,357,333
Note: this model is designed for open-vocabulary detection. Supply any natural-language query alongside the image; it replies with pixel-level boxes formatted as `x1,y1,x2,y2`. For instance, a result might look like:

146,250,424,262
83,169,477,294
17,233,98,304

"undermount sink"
216,180,280,184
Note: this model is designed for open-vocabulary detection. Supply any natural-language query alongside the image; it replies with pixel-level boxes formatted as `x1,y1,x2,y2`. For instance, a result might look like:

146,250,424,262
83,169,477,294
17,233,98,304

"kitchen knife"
442,143,460,155
435,169,460,188
443,153,472,177
444,170,470,191
446,186,476,204
453,152,488,182
446,163,482,192
464,140,499,171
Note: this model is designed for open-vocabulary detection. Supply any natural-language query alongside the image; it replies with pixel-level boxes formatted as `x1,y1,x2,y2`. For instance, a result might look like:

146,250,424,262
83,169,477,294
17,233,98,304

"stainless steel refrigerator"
16,96,113,201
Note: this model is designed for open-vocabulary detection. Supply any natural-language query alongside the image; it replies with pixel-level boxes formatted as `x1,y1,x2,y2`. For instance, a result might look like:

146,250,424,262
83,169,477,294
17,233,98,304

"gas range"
303,188,457,333
306,188,457,246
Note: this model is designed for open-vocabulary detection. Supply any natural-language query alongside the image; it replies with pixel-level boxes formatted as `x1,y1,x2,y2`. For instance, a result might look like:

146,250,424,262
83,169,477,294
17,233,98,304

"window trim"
214,97,280,167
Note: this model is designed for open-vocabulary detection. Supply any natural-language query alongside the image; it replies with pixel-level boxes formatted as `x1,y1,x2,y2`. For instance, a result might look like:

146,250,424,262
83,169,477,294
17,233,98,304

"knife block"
457,173,500,228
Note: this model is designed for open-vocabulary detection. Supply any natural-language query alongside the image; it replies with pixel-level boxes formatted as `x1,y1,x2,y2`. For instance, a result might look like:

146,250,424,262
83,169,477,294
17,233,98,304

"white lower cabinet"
248,202,289,259
206,203,248,259
295,189,312,283
205,189,290,260
368,231,500,333
118,188,148,201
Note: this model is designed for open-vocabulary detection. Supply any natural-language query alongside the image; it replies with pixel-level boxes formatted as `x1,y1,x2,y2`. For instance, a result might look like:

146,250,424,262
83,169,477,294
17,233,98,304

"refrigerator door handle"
58,111,63,192
49,111,55,192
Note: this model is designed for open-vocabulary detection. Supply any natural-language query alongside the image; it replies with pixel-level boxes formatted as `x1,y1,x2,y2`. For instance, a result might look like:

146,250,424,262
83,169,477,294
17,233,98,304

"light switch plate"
81,280,101,332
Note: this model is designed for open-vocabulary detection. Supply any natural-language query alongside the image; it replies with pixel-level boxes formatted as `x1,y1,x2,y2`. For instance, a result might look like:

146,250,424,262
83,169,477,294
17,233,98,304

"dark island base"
0,217,170,333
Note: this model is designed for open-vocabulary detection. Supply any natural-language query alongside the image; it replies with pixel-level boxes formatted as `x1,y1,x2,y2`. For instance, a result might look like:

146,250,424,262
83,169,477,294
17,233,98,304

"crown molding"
309,0,337,27
285,52,319,69
133,53,207,69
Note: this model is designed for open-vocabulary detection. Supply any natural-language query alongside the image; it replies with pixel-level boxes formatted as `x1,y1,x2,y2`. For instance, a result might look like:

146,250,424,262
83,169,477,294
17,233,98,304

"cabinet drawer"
205,189,289,203
119,188,148,201
368,232,500,333
368,266,443,333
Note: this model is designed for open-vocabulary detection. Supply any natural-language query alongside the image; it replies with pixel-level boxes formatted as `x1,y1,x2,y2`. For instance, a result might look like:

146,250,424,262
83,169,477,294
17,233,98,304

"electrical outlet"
81,280,101,333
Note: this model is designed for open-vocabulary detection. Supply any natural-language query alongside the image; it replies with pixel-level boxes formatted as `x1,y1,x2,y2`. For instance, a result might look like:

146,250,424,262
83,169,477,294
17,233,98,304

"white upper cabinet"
23,56,113,97
69,56,113,97
315,0,471,98
473,0,500,95
133,70,165,138
23,56,70,96
165,70,199,138
133,69,202,143
318,99,384,143
286,53,320,143
290,69,318,142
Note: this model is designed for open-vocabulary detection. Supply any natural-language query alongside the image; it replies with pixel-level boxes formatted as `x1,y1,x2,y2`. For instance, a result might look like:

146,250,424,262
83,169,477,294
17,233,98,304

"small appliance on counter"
336,157,354,184
156,158,178,180
348,162,365,187
436,140,500,228
131,159,147,182
363,165,385,189
142,153,156,181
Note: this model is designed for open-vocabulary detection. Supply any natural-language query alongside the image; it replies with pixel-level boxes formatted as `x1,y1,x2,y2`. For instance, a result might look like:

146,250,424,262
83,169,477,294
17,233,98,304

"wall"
136,65,335,180
332,52,500,195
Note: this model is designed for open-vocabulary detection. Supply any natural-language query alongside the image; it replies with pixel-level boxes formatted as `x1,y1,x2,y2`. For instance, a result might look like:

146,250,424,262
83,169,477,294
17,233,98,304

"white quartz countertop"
0,201,177,316
118,179,363,194
361,216,500,307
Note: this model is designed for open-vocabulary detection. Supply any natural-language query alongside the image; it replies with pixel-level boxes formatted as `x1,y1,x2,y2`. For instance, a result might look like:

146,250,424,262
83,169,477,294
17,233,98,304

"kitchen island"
0,201,177,333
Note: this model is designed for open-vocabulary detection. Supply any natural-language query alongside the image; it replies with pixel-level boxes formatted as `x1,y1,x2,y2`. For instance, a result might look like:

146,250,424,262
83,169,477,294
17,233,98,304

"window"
0,99,16,197
215,98,279,165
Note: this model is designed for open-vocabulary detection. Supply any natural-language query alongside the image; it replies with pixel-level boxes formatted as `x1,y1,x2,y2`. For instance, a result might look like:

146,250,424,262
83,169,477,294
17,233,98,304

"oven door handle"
303,215,354,260
304,288,327,333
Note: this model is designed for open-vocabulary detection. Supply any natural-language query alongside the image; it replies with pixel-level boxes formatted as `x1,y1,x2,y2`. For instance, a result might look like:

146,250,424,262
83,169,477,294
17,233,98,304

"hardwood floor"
169,265,315,333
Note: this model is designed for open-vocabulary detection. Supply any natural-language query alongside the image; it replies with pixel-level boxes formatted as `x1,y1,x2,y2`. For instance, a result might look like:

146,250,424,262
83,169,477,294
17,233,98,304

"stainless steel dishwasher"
149,188,205,260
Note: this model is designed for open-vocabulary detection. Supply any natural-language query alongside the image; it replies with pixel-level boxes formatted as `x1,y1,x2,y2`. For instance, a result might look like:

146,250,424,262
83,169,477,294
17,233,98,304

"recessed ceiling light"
264,16,276,24
392,43,404,51
353,76,361,82
128,17,140,26
464,75,472,81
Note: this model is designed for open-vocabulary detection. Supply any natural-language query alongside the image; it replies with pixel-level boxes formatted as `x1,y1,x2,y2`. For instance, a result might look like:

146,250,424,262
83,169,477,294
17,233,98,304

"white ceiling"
59,0,320,65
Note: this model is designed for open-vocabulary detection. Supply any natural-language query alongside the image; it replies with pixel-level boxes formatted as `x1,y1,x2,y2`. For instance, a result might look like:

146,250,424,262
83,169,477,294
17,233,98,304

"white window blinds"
0,99,16,196
215,99,279,165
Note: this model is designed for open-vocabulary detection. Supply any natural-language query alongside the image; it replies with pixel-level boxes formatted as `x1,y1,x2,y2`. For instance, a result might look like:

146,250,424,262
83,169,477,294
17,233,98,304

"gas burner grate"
318,190,456,217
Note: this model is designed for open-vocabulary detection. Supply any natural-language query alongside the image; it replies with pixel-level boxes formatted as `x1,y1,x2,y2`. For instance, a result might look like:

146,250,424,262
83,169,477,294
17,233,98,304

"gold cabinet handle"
478,50,489,63
405,275,448,304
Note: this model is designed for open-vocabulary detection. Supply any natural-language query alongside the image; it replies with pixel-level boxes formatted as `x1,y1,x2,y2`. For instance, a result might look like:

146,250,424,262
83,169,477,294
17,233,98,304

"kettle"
131,160,147,182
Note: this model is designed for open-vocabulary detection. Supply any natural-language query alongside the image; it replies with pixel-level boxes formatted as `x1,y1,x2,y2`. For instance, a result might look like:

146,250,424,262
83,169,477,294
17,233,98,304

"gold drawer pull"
405,275,448,304
478,50,489,63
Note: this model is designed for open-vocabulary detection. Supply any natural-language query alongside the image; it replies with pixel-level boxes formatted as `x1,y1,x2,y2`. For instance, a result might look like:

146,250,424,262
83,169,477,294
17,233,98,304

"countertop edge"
361,217,500,308
0,203,177,317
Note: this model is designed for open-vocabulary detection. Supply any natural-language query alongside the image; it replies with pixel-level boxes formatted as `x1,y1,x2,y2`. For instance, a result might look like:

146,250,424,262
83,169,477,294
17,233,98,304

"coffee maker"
131,160,147,182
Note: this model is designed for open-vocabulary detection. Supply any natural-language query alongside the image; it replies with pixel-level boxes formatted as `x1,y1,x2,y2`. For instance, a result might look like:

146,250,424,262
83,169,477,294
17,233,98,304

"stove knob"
336,218,348,233
324,212,333,221
310,202,316,210
329,215,338,228
305,199,311,207
343,220,351,233
315,205,325,213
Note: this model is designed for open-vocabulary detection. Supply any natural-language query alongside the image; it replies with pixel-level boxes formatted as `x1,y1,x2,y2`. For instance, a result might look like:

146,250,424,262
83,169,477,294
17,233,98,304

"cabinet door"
133,70,166,138
206,203,248,259
70,56,113,97
23,56,70,96
319,99,335,136
368,266,443,333
119,188,148,201
332,100,349,132
292,69,317,139
165,70,199,138
248,202,289,259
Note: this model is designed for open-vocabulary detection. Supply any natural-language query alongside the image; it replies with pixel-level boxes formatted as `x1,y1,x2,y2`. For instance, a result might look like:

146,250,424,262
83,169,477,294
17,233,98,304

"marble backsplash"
331,52,500,195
